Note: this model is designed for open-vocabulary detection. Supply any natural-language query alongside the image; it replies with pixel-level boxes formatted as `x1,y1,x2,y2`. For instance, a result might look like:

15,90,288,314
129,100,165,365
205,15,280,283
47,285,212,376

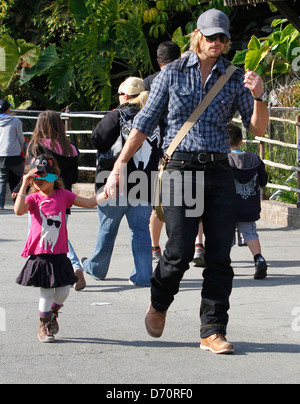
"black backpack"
96,107,134,171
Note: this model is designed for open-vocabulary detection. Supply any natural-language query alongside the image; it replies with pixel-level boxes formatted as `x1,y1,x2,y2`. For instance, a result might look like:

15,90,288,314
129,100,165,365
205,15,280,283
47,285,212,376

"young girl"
15,154,106,343
13,110,86,292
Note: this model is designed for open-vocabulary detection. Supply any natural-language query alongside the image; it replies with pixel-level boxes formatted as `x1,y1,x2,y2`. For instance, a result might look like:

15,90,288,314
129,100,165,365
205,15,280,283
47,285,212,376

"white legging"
39,286,70,314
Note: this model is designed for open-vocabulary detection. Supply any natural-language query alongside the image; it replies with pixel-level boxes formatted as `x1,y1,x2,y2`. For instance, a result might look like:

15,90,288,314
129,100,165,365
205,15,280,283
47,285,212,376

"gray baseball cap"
197,9,231,39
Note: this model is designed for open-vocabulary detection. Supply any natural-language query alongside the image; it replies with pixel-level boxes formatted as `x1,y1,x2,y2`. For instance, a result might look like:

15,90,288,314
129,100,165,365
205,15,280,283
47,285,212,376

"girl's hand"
22,169,38,187
96,191,108,205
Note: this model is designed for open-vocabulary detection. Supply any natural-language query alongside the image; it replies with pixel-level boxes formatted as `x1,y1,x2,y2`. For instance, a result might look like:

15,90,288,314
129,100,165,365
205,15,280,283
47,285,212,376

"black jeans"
151,159,236,338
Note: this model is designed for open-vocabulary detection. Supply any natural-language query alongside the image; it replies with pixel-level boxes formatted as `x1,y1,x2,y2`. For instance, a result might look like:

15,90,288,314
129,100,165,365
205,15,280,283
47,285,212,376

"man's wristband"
253,91,267,102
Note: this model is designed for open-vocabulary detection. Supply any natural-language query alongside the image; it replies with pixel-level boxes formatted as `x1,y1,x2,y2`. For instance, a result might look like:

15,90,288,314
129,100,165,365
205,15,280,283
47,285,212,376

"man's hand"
104,170,120,200
104,129,148,200
244,69,269,137
244,69,264,99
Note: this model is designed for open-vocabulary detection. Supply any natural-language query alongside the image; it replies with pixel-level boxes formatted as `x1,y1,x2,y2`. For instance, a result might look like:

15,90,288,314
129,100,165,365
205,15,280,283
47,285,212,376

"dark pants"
0,162,24,208
151,158,236,338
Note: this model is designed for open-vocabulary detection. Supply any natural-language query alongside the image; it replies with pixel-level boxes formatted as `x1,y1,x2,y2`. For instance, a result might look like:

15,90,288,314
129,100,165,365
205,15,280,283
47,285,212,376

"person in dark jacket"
228,123,268,280
144,41,181,92
81,77,160,286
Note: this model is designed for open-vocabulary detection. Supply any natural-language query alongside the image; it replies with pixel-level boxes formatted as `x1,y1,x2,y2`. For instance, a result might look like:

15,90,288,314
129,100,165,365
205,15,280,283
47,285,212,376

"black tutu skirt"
16,254,78,289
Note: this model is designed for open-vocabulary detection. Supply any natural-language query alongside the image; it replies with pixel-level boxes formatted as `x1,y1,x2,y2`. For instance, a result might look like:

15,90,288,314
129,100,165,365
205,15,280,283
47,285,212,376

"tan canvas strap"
164,65,238,160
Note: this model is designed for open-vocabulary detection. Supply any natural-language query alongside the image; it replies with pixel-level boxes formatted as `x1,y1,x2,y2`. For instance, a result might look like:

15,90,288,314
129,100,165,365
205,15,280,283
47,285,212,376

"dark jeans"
0,163,24,208
151,158,236,338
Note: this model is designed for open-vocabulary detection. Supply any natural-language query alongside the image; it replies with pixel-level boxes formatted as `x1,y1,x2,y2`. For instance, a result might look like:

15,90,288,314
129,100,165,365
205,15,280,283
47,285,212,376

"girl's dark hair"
29,110,74,157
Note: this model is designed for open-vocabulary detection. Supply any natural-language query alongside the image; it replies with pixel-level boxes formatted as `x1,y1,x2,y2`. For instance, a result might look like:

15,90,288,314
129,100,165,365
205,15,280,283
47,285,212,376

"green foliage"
0,0,233,110
172,27,190,53
56,0,153,110
242,108,299,206
244,36,270,73
0,0,154,110
232,19,300,87
270,172,298,205
143,0,231,39
0,35,40,88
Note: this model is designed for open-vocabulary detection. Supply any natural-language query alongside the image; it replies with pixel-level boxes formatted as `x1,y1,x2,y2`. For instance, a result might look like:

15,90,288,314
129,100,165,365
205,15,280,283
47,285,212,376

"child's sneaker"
152,246,161,263
193,244,206,267
38,316,55,343
254,256,268,280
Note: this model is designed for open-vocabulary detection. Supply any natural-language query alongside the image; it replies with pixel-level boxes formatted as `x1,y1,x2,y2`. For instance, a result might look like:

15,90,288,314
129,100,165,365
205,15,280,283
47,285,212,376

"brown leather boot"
50,308,60,335
75,269,86,291
38,316,55,343
145,303,167,338
200,333,234,354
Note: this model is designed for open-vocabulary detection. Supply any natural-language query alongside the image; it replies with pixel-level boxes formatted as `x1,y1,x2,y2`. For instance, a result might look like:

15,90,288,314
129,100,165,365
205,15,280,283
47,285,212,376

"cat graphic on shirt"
39,200,62,252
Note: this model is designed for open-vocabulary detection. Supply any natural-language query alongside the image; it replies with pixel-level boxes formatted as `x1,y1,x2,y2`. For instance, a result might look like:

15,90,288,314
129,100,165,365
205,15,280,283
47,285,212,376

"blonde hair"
118,77,149,109
189,30,231,55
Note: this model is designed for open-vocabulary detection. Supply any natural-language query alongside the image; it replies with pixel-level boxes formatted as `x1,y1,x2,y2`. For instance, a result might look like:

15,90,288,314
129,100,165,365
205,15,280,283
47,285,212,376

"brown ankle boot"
75,269,86,291
200,334,234,354
38,316,55,343
145,303,167,338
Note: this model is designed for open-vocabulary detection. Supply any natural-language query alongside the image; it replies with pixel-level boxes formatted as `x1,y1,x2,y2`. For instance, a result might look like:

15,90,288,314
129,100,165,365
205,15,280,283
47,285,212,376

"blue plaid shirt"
134,53,254,153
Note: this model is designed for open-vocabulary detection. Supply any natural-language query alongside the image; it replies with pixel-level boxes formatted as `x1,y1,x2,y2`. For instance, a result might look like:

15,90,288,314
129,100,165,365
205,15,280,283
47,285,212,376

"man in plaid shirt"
105,9,268,354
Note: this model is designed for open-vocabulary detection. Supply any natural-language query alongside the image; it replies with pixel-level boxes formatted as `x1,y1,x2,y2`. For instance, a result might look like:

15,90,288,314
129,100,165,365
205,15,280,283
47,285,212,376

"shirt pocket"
169,85,194,113
206,88,236,119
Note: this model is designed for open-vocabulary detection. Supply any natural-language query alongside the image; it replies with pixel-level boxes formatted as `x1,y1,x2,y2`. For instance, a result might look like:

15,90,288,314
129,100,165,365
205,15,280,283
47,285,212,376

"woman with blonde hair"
81,77,160,286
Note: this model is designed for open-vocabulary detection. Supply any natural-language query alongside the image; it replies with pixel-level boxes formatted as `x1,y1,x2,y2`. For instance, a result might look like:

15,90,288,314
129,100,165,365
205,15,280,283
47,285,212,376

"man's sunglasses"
118,92,139,98
203,33,230,44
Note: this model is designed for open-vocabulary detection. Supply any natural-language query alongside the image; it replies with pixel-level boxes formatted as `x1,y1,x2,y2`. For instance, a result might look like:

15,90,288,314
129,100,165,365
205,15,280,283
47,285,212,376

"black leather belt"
170,152,228,164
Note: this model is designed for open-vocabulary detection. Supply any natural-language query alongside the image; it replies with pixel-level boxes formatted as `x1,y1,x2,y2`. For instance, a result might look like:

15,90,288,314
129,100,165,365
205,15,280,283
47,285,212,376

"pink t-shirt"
22,189,77,258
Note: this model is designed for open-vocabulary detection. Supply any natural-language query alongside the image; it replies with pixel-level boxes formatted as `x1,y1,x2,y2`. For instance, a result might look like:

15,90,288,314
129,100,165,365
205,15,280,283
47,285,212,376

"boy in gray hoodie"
228,123,268,280
0,99,25,209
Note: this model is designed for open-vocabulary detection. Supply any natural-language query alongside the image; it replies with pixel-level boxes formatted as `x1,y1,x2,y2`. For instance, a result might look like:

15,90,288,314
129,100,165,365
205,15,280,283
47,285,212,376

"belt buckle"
198,153,209,164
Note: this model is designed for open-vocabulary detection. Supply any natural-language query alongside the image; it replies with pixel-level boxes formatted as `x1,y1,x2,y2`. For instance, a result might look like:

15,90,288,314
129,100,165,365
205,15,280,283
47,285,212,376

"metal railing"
12,109,106,173
233,107,300,207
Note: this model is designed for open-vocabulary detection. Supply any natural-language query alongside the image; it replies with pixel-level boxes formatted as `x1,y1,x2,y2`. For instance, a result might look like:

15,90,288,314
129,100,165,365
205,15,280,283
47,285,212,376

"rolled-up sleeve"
133,70,169,136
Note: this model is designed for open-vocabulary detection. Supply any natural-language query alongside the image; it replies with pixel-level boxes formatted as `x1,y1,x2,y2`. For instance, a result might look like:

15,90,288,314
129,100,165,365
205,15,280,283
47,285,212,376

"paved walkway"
0,202,299,385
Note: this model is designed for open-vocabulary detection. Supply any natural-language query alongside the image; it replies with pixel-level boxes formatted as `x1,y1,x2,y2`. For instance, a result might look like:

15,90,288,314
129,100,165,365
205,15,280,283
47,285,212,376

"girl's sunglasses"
203,33,230,44
47,218,61,229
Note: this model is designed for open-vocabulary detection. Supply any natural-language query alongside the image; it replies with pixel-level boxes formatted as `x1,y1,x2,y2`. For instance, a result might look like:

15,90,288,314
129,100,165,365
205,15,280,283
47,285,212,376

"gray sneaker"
152,247,161,264
193,244,206,267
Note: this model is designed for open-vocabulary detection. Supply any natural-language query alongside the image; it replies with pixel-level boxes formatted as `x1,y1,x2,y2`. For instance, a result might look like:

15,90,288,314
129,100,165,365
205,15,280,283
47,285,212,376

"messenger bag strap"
164,64,238,161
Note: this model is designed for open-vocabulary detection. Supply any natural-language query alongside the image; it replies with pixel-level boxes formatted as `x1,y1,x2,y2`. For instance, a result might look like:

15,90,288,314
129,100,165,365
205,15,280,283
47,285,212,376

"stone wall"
260,200,300,229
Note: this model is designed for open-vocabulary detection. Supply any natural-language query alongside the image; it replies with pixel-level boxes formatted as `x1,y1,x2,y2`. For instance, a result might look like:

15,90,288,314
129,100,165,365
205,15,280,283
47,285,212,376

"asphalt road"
0,203,299,385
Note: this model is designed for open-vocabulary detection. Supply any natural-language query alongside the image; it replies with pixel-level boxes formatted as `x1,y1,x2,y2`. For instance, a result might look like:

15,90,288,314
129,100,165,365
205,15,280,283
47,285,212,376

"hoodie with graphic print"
228,151,268,222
